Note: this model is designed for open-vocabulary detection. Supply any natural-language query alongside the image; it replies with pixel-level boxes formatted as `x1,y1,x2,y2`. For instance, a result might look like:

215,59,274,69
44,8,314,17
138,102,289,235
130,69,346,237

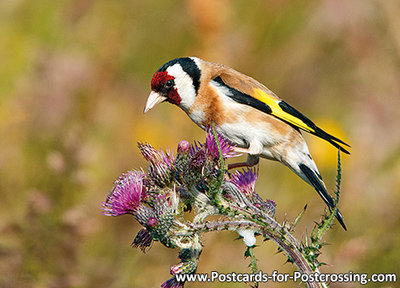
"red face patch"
151,71,181,105
151,71,172,91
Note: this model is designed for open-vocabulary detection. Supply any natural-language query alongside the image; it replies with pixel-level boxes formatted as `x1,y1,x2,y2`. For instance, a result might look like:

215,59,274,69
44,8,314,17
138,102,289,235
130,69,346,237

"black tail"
299,164,347,230
312,126,351,155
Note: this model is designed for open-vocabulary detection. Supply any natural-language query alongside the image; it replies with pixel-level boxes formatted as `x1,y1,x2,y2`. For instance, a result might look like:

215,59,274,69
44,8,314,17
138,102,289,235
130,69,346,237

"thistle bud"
170,260,197,275
177,140,190,154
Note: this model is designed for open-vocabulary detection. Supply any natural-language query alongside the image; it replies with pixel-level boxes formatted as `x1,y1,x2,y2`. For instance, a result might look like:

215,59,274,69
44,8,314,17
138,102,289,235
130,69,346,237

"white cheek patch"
167,64,196,111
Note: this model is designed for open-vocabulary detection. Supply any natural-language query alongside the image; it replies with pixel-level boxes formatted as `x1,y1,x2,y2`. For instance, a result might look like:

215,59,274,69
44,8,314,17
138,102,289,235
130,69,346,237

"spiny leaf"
292,204,307,230
285,256,294,264
244,247,251,258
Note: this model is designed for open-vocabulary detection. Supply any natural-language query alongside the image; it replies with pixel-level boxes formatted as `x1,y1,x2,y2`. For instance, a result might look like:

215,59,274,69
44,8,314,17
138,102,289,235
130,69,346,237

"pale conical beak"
144,91,167,113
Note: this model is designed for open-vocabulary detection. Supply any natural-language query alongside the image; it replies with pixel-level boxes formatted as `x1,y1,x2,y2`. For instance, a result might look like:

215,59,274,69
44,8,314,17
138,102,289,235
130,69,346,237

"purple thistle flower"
205,128,237,159
131,228,153,253
189,141,203,157
103,170,146,216
161,277,184,288
230,168,258,196
190,148,206,168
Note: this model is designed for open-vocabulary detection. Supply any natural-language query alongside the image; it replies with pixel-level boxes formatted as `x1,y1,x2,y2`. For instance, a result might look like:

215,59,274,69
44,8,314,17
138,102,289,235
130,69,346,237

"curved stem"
184,220,325,288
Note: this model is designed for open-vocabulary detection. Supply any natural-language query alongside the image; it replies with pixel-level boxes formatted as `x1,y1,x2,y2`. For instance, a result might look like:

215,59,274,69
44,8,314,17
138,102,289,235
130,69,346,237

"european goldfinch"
144,57,350,230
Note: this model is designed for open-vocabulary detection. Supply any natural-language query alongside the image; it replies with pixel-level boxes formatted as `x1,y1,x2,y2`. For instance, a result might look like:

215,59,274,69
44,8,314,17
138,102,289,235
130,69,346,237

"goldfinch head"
144,57,201,113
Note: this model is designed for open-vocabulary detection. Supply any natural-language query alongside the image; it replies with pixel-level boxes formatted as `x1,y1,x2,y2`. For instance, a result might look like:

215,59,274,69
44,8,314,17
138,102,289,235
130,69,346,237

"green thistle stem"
183,217,325,288
312,148,342,243
246,246,259,288
335,148,342,203
211,122,225,184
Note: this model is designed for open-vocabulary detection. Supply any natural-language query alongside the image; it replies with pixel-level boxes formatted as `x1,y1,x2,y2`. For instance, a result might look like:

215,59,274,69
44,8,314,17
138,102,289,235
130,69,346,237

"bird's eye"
165,79,174,89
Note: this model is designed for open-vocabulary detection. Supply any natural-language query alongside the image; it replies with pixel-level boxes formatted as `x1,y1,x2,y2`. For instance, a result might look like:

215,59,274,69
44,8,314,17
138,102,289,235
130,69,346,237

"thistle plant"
102,127,343,288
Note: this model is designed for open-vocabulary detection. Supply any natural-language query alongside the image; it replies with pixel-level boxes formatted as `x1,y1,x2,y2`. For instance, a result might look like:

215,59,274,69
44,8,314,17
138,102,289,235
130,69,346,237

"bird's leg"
228,143,262,170
228,154,259,169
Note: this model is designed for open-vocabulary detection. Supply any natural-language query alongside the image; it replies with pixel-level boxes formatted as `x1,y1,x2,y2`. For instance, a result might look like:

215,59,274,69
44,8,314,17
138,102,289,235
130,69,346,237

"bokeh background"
1,0,400,287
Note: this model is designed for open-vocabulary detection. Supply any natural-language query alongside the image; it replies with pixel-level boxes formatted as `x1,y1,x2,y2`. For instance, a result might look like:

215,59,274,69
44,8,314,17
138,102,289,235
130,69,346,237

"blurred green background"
1,0,399,287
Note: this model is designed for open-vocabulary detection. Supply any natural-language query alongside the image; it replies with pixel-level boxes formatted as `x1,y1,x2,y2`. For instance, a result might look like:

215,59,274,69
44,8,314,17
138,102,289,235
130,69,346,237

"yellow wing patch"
253,88,315,133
